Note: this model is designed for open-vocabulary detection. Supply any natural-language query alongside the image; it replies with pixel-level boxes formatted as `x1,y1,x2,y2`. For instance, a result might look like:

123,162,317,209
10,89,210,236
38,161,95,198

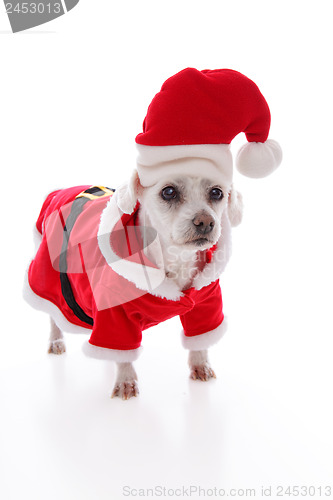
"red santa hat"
135,68,282,188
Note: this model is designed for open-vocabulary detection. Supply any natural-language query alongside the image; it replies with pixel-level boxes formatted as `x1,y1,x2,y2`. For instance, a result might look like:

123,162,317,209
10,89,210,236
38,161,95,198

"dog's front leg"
111,362,139,400
188,349,216,381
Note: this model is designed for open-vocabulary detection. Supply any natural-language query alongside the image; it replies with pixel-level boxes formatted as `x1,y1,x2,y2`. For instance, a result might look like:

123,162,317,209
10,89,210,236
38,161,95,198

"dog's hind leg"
48,317,66,355
188,349,216,381
111,362,139,400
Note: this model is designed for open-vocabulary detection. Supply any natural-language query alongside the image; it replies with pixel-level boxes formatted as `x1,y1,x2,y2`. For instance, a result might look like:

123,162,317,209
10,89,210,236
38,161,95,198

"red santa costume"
24,68,282,362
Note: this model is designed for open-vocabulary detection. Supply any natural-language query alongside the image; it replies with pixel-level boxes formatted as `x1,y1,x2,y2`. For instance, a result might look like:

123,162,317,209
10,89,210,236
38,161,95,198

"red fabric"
30,186,93,329
28,187,224,352
135,68,271,146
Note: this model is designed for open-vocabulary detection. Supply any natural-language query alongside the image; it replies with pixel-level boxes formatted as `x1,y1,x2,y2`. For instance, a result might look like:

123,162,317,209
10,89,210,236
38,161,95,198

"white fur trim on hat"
181,318,228,351
136,143,233,188
82,341,142,362
236,139,282,178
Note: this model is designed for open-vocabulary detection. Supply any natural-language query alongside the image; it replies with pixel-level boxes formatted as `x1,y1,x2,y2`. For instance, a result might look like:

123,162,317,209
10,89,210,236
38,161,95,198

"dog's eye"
209,188,224,201
161,186,178,201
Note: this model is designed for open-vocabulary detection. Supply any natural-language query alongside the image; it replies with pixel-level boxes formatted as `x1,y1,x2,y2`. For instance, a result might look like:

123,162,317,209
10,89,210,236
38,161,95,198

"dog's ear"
116,169,141,214
227,185,243,227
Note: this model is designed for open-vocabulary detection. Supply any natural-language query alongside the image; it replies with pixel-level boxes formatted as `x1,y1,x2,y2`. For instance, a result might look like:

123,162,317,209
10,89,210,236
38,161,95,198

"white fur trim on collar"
98,188,232,300
98,193,168,294
136,143,233,188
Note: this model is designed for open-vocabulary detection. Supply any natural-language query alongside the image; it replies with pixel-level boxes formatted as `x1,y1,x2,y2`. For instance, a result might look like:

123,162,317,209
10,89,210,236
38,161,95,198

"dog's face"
139,176,228,251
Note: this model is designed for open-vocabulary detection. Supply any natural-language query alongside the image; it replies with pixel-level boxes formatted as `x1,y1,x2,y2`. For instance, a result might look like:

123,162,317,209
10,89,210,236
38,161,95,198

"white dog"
25,67,281,400
111,172,243,398
26,170,242,400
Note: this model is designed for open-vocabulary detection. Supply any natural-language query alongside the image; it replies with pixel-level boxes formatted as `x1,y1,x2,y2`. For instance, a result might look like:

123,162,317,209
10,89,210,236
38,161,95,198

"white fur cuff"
181,319,228,351
82,341,143,362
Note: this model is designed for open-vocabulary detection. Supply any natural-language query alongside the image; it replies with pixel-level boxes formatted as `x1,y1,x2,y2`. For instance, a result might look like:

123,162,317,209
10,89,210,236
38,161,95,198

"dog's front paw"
190,363,216,381
111,380,139,400
48,340,66,355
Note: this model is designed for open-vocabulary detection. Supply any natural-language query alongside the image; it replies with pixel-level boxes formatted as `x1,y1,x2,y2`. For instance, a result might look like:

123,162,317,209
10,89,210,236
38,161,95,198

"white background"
0,1,332,499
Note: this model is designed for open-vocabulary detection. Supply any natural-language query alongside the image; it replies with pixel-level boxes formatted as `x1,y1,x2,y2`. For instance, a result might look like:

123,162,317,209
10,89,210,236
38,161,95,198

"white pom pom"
236,139,282,178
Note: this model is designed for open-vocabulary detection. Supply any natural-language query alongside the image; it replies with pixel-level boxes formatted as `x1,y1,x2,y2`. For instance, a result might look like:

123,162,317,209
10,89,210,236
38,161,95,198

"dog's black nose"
192,213,215,235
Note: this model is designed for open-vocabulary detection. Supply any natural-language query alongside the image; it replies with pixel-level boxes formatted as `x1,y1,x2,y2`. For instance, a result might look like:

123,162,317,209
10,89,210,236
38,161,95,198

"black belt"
59,186,115,326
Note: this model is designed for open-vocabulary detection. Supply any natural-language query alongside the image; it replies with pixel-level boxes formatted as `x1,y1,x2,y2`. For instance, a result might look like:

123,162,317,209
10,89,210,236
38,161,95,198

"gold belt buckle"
75,186,115,201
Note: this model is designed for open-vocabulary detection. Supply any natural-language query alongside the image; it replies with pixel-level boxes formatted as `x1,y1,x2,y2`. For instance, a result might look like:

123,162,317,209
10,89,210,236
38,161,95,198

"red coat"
26,186,229,361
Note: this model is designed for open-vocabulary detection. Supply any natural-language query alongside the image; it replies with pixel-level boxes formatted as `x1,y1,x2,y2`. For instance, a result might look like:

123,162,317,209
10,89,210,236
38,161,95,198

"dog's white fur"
48,170,243,399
